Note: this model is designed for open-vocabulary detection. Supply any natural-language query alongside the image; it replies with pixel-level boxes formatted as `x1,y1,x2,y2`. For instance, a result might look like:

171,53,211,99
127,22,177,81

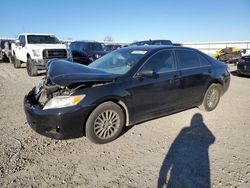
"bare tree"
104,35,114,42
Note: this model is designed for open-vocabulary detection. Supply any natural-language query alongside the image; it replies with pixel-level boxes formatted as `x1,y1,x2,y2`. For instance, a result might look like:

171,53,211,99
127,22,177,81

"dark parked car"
237,55,250,76
130,40,173,46
104,44,122,52
70,41,108,65
24,46,230,144
0,39,13,62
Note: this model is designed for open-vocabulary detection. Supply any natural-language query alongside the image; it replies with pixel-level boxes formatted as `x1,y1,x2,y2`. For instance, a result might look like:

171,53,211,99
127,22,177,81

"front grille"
43,49,67,59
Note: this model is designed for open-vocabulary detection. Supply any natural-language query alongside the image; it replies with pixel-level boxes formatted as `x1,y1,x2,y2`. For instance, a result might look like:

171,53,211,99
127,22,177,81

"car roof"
123,45,195,52
19,33,55,36
71,40,100,43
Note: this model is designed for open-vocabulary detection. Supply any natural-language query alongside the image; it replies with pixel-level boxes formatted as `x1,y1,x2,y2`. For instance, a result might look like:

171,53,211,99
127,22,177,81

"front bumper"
23,90,93,139
32,58,72,70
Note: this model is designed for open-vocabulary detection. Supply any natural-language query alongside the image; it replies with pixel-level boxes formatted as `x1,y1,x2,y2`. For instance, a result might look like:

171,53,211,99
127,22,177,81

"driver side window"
19,35,26,47
141,50,176,73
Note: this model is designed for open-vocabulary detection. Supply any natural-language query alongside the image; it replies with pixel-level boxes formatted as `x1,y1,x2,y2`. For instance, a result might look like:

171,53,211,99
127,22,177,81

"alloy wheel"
93,110,120,139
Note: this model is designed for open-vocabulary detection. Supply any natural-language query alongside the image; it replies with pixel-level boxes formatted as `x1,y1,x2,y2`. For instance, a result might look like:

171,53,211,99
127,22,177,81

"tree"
103,35,114,42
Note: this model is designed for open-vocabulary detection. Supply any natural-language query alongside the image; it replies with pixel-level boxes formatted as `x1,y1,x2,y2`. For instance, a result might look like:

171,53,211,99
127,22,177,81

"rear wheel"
86,102,125,144
26,57,38,76
13,54,21,68
199,84,221,111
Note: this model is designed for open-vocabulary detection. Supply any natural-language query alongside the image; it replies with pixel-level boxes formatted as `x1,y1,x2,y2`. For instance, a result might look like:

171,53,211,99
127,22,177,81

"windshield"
27,35,61,44
88,48,147,75
87,43,104,51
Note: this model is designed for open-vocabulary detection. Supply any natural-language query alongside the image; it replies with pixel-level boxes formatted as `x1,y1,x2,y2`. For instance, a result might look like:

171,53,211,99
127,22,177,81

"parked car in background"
104,44,122,52
215,47,246,64
129,39,173,46
24,46,230,144
70,41,108,65
237,55,250,76
12,33,72,76
0,39,14,62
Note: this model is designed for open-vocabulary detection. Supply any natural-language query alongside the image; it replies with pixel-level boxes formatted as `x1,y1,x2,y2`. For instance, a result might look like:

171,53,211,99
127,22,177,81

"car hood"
47,60,118,87
27,43,67,50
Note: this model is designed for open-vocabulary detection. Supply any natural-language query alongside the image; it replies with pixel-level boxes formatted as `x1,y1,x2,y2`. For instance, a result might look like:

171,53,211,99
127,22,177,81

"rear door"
130,49,181,121
175,49,212,107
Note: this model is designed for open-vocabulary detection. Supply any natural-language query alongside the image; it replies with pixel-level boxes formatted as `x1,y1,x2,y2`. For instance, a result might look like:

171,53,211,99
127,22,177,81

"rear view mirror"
15,39,20,46
137,70,155,78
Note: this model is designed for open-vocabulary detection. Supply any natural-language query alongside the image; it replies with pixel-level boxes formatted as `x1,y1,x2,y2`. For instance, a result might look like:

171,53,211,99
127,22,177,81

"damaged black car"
24,46,230,144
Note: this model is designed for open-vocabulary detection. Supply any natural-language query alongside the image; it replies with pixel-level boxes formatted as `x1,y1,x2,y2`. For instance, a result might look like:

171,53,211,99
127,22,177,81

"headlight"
32,49,42,57
43,95,85,110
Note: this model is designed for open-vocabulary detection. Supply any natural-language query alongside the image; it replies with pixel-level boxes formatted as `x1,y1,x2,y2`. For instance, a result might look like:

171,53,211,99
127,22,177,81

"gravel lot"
0,61,249,188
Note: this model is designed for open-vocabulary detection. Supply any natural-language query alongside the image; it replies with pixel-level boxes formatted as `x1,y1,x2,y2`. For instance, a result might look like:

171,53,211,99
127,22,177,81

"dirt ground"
0,61,249,188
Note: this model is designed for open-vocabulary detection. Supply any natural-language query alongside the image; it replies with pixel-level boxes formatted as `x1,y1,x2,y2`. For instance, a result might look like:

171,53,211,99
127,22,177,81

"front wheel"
26,58,38,76
199,84,221,112
85,102,125,144
13,54,21,68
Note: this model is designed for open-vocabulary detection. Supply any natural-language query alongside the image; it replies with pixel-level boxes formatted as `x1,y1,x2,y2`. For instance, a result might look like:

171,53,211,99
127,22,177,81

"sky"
0,0,250,43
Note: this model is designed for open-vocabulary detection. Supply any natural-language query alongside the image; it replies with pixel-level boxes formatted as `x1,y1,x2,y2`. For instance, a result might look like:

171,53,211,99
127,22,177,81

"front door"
129,49,181,122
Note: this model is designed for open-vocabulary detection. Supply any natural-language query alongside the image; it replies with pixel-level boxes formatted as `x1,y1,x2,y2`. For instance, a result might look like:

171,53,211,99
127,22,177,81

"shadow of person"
158,113,215,188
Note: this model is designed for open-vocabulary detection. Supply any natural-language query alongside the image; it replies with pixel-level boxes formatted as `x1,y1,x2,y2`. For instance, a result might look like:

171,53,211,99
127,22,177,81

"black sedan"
24,46,230,144
237,55,250,76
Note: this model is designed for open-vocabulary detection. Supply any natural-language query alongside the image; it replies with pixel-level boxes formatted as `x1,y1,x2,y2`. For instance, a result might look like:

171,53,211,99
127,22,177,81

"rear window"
199,55,210,66
176,50,200,69
87,43,104,51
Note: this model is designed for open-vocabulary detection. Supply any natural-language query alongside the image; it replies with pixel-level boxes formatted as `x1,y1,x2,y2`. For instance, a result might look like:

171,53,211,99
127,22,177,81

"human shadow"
158,113,215,188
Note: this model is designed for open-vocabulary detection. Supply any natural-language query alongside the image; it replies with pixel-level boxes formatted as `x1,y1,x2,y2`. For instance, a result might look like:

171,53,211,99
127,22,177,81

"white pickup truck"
12,33,72,76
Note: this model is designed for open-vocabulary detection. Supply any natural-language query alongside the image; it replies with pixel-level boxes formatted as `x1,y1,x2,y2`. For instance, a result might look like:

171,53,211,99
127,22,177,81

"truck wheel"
199,84,221,112
26,57,38,76
86,102,125,144
13,54,21,68
8,55,14,64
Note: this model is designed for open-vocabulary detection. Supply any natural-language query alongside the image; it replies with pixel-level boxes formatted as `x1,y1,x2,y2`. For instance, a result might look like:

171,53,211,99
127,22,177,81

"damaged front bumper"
23,89,93,139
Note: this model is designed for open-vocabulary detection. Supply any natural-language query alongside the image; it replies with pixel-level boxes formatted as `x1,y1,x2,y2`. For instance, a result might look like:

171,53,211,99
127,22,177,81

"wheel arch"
86,98,130,128
200,79,223,105
209,79,224,94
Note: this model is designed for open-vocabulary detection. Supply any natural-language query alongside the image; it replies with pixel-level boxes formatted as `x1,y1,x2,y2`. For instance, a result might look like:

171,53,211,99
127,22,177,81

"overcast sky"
1,0,250,43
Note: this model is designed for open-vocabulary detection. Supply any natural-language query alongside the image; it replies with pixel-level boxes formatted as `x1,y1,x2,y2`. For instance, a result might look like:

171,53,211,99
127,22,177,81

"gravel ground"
0,61,249,188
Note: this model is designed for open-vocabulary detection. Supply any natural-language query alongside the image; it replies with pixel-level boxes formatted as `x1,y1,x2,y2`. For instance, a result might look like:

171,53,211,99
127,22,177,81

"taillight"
238,58,246,65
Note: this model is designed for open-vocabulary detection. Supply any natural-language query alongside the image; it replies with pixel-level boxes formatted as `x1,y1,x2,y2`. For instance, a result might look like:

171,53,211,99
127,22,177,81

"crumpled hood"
47,60,118,87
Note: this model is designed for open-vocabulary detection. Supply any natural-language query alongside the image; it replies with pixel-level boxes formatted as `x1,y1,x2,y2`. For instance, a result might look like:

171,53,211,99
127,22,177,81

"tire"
13,54,21,68
8,55,14,64
26,57,38,76
86,101,125,144
199,84,221,112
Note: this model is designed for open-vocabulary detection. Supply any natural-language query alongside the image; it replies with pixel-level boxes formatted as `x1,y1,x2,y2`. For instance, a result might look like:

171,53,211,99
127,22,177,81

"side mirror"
15,39,20,46
136,70,155,78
